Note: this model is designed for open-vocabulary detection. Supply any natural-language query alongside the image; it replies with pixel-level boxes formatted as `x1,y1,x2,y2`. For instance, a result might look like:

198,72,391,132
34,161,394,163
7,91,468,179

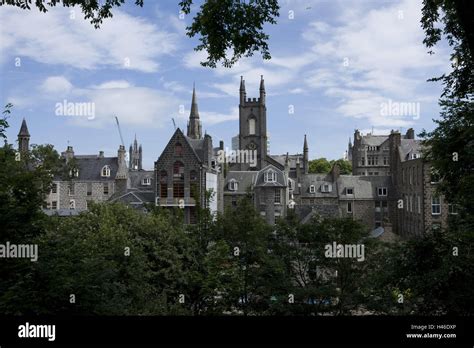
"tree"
308,158,331,174
2,0,280,68
330,159,352,175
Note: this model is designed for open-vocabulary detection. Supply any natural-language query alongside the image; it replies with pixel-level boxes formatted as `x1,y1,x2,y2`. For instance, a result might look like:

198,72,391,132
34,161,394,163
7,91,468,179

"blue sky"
0,0,451,170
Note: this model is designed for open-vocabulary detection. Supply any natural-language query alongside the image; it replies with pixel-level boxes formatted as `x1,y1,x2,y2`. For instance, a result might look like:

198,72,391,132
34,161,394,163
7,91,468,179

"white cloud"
41,76,73,94
0,6,178,72
301,0,448,128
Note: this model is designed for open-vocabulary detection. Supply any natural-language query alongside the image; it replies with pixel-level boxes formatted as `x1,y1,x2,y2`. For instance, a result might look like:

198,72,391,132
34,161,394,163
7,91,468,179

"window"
142,177,151,186
274,189,281,204
409,195,413,212
321,184,332,193
68,182,75,195
173,161,184,178
69,199,75,210
383,156,388,165
361,157,365,165
51,183,58,194
69,168,79,178
264,170,276,183
101,165,110,177
346,188,354,195
175,143,183,156
229,180,238,191
377,187,387,196
87,183,92,196
173,182,185,198
231,195,238,207
368,156,378,165
347,202,353,213
309,185,316,193
103,183,109,195
448,204,458,215
417,196,421,214
160,170,168,198
248,117,256,135
431,196,441,215
51,201,58,210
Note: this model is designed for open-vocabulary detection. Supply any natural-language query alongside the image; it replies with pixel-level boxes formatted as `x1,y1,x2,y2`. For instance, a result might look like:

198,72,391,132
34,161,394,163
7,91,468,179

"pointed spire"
18,118,30,137
187,83,202,139
240,76,245,91
348,137,352,146
259,75,265,91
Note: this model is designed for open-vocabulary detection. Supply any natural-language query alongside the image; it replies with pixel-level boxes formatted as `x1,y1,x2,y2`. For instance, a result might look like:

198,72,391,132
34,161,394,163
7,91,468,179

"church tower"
18,118,30,153
129,135,142,171
187,84,202,140
238,75,268,170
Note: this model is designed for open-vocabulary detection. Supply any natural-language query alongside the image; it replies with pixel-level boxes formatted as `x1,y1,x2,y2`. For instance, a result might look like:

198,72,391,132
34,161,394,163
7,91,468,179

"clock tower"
238,75,268,171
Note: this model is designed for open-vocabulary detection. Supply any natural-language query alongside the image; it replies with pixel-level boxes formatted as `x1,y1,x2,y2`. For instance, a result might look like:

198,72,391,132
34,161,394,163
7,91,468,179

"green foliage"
308,158,352,174
2,0,280,68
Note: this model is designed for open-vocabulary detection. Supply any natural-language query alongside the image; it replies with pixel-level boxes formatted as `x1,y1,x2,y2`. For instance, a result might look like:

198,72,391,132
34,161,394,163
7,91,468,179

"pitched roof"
336,175,391,199
63,156,119,181
224,171,258,193
399,139,422,162
359,135,389,146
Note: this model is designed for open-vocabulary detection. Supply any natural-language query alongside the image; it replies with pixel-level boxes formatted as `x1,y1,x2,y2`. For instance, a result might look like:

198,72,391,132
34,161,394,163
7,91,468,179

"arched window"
101,165,110,177
248,117,256,135
160,170,168,198
175,142,183,156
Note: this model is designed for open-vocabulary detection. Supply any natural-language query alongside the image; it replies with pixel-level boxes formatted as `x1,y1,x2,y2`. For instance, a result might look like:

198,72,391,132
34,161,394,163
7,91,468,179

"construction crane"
115,116,125,147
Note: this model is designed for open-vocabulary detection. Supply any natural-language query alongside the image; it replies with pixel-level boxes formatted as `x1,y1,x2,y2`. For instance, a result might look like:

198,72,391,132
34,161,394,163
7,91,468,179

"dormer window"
309,185,316,193
321,183,332,193
264,170,276,183
346,187,354,195
101,165,111,177
142,177,151,186
228,179,238,191
69,168,79,178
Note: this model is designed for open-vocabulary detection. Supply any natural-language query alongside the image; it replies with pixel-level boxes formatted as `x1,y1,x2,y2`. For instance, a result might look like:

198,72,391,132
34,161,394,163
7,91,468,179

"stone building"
20,75,455,237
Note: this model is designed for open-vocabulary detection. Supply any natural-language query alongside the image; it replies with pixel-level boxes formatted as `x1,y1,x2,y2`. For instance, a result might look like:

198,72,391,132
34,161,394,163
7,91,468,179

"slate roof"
359,135,389,146
18,118,30,136
336,175,391,200
399,139,422,162
109,190,155,204
129,170,154,189
224,171,257,193
299,173,337,198
55,156,118,181
270,154,303,169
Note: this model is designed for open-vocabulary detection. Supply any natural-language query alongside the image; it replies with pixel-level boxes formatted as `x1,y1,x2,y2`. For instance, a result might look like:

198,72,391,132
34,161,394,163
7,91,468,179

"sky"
0,0,451,170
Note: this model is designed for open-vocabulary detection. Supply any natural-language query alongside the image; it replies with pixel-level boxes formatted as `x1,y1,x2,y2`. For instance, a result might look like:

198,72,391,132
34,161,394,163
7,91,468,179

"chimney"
98,151,104,158
405,128,415,139
331,163,340,181
115,145,129,194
